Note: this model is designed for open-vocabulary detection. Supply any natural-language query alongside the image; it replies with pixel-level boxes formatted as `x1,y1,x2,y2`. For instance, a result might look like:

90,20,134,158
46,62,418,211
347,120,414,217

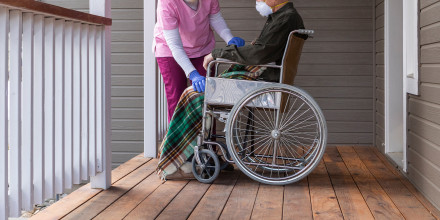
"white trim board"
384,0,409,172
143,0,158,157
403,0,419,96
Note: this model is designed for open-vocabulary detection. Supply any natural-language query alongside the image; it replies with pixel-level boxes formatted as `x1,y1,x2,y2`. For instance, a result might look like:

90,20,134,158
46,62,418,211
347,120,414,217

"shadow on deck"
31,146,440,219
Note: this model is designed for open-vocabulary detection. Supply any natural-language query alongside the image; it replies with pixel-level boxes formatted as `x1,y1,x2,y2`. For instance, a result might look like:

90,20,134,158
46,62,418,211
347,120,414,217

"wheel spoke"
245,106,273,130
240,108,273,131
258,97,276,129
280,107,311,130
279,95,297,127
237,135,271,154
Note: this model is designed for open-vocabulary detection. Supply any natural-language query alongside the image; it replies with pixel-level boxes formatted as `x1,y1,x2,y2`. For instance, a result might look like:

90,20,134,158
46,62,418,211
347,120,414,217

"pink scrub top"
153,0,220,58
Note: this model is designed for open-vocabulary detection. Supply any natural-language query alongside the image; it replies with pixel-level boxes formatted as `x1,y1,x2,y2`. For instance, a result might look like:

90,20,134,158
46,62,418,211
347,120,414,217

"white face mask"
256,1,273,17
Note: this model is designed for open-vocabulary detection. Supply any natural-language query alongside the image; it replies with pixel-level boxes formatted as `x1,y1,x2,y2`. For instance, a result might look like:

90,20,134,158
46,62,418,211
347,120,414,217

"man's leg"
156,57,189,122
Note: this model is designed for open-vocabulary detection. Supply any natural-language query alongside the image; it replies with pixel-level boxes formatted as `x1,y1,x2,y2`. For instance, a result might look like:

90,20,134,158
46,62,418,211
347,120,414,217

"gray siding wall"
406,0,440,209
375,0,385,152
41,0,144,168
374,0,440,209
218,0,375,145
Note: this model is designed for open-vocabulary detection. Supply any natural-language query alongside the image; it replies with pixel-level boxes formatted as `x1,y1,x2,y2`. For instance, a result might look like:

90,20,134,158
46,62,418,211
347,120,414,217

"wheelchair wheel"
192,149,220,184
226,84,327,185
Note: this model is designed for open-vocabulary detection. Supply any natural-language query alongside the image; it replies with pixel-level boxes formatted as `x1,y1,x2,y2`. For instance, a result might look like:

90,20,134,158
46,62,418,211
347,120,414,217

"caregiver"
154,0,245,122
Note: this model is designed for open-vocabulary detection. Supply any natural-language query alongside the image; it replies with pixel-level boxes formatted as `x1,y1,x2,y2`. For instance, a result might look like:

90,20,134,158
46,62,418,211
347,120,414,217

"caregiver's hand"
228,37,245,47
189,70,206,93
203,53,214,70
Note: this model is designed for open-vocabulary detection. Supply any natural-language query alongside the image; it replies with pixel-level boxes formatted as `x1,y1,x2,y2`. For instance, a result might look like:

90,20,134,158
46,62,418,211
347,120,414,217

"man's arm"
211,42,282,65
211,16,294,65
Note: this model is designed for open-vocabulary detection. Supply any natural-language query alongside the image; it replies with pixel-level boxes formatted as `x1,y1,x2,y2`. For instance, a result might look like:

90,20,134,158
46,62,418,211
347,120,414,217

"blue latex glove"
189,70,206,93
228,37,245,47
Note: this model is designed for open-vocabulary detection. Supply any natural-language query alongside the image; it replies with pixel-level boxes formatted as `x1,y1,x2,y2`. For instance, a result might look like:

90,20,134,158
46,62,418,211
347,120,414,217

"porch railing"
0,0,112,218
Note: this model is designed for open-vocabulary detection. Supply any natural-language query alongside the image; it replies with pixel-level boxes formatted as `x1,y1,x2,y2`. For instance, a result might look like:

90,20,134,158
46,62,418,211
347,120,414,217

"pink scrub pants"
156,55,207,123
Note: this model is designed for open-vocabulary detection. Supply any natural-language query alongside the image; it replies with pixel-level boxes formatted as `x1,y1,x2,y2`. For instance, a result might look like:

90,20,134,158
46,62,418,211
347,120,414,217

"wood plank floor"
31,146,440,220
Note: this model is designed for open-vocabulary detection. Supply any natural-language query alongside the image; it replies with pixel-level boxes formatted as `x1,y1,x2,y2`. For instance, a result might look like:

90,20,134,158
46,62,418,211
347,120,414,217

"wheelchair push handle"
294,29,314,36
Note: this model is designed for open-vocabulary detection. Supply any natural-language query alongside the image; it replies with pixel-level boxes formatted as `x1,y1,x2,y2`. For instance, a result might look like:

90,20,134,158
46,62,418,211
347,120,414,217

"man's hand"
203,53,214,70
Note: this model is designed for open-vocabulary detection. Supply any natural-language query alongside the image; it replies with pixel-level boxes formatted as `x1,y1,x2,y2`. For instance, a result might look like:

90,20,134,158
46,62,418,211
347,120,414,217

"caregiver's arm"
163,28,196,77
209,12,233,43
210,12,245,46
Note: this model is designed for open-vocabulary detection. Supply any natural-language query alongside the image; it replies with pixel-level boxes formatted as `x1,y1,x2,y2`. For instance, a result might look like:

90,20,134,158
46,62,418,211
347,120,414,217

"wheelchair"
192,29,327,185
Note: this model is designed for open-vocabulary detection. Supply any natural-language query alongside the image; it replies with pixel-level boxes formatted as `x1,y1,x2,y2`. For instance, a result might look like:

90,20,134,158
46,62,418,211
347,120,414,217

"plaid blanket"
157,65,264,180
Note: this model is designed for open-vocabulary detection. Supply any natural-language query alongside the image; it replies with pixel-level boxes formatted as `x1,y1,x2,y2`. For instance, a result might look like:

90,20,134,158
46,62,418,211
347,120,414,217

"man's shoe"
223,163,235,172
219,157,234,171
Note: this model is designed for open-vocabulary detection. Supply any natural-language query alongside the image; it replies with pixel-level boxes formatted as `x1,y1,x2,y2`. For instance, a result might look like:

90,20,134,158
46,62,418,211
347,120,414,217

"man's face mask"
256,1,273,17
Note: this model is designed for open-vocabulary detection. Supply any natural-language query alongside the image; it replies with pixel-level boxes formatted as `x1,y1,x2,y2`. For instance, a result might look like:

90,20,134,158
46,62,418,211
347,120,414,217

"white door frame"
384,0,420,172
384,0,406,171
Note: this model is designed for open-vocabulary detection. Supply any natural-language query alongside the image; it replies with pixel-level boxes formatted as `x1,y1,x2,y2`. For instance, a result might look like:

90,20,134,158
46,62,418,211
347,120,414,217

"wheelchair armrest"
207,58,281,77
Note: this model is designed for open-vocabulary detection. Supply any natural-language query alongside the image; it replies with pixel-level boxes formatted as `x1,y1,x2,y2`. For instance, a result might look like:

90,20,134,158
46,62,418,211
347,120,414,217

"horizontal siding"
41,0,145,168
406,0,440,209
375,0,385,153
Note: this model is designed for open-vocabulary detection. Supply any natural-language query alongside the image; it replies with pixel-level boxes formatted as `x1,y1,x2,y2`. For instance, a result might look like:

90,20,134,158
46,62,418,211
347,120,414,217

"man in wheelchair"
157,0,306,180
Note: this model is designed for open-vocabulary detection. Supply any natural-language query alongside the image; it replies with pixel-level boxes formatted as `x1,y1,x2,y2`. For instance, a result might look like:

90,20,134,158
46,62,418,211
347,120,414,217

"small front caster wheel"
192,149,220,184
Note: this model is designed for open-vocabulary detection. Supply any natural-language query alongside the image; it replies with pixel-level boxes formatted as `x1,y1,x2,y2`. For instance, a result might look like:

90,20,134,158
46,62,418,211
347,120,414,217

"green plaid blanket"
157,65,263,180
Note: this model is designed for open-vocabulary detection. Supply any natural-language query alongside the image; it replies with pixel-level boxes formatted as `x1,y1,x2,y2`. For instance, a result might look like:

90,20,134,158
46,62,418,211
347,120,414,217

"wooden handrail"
0,0,111,25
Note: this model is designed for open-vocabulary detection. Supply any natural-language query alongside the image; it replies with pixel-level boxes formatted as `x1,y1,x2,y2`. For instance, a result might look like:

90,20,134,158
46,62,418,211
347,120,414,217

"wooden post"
90,0,111,189
144,0,158,158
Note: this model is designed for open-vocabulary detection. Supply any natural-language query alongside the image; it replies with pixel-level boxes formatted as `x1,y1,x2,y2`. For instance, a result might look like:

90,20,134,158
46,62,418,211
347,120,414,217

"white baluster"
54,19,65,194
81,23,89,180
33,14,45,205
44,17,55,200
88,25,96,176
0,7,9,220
96,26,103,173
64,21,74,189
72,22,82,184
9,10,23,217
22,12,34,211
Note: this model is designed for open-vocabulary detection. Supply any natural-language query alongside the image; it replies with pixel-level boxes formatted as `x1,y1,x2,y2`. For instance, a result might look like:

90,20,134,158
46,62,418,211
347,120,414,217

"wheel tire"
226,84,327,185
192,149,220,184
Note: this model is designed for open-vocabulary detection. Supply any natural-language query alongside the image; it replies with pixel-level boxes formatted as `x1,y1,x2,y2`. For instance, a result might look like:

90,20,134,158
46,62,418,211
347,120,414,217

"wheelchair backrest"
280,30,312,85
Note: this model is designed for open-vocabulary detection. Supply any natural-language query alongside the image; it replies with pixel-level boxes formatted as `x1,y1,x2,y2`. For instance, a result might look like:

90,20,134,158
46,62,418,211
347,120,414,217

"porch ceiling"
31,146,440,220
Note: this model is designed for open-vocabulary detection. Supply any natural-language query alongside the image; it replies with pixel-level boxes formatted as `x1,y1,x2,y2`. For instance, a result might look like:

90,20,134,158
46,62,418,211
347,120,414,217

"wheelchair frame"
192,29,327,185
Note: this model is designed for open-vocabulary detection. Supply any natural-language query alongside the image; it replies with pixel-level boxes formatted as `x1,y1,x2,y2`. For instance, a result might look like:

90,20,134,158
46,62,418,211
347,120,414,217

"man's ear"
266,0,285,8
264,0,276,8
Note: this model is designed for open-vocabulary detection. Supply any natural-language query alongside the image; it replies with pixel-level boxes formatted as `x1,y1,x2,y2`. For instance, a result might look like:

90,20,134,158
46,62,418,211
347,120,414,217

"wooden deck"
31,146,440,220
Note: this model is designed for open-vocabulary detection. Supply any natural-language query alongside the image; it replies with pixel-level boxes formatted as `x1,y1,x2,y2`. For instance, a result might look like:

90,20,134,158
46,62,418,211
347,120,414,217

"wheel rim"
194,153,216,179
192,149,220,183
227,85,327,184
